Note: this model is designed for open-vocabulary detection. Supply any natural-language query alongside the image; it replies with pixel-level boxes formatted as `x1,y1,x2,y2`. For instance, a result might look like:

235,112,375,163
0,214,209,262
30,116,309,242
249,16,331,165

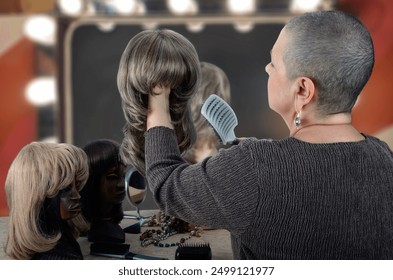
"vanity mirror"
62,19,288,211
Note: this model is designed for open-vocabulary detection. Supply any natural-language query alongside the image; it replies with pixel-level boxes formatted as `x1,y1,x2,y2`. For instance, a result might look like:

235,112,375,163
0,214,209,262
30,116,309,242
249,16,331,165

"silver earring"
294,111,301,128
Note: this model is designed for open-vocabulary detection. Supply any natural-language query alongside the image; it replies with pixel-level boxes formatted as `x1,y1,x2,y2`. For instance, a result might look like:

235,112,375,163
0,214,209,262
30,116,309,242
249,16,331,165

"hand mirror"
123,166,147,220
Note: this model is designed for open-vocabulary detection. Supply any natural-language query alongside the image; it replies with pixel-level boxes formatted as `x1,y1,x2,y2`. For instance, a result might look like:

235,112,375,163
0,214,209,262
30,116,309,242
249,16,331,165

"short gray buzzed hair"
283,10,374,115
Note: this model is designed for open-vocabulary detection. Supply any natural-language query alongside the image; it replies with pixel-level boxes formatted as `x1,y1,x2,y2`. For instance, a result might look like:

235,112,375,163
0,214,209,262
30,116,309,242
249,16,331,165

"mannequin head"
5,142,88,259
79,139,126,243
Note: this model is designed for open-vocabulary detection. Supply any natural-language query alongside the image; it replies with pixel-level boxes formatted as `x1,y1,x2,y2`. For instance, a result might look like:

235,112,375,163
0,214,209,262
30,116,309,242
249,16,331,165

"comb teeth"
175,242,212,260
201,94,238,145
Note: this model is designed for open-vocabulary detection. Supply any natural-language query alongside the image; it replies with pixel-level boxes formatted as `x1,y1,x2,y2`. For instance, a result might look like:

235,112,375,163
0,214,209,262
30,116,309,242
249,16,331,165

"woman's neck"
289,113,364,143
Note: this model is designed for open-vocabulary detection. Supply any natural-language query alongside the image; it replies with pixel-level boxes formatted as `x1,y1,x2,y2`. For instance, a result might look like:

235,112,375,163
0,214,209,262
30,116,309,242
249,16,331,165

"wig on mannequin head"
80,139,124,225
117,29,201,175
5,142,88,260
183,62,231,163
75,139,126,243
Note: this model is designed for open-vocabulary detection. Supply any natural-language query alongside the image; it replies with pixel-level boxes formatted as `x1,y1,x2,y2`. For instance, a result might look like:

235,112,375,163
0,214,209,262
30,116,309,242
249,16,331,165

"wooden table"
0,210,233,260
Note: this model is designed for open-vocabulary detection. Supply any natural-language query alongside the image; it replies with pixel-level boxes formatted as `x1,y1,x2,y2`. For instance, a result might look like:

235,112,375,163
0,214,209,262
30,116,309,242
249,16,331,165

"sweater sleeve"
144,126,259,234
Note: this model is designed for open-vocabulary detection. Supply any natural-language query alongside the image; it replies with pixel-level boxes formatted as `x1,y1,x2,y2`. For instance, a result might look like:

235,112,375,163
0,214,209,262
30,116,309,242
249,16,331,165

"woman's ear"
293,76,315,109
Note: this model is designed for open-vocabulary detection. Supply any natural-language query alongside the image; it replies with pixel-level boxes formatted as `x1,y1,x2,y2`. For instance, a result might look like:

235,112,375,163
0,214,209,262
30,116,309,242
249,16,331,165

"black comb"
175,243,212,260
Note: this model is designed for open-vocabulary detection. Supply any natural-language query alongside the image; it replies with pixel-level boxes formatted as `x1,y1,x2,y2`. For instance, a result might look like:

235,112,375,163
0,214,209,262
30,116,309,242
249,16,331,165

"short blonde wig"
117,29,201,175
5,142,88,259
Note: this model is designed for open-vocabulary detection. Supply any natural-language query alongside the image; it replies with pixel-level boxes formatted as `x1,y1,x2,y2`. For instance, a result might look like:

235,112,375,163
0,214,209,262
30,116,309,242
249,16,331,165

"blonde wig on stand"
5,142,89,259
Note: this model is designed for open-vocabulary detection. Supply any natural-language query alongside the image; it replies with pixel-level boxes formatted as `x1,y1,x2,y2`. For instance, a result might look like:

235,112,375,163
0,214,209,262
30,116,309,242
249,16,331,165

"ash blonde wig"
5,142,88,260
117,29,201,175
183,62,231,163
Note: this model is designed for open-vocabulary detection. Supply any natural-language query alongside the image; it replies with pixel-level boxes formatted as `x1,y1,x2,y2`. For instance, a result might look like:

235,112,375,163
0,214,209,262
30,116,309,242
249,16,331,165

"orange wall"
339,0,393,133
0,38,37,216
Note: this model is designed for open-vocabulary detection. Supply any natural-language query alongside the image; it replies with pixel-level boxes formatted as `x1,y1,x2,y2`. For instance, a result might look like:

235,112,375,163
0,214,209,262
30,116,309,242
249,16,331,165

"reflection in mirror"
124,166,148,220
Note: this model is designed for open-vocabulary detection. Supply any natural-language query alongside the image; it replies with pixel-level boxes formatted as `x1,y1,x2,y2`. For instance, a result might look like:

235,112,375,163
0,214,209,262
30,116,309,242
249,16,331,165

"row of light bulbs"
24,0,329,108
25,0,328,48
57,0,256,16
57,0,327,16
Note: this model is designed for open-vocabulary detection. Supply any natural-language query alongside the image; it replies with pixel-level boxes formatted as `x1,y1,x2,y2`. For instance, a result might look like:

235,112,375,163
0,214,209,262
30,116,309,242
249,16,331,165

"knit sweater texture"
145,126,393,259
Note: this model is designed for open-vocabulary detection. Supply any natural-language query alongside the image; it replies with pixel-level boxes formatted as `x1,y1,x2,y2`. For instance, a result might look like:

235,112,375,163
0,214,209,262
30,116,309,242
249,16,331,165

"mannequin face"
99,164,126,205
59,179,82,220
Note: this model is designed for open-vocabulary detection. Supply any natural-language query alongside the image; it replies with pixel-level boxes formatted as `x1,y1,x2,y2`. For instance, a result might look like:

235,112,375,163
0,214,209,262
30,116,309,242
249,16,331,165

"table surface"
0,210,234,260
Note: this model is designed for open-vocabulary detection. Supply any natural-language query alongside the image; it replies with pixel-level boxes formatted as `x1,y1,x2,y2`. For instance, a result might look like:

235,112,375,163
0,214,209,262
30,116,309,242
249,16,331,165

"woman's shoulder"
363,134,393,153
240,136,293,148
236,137,295,158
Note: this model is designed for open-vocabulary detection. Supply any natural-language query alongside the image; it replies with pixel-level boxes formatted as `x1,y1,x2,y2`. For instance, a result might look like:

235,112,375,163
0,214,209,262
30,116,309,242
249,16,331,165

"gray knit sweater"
145,126,393,259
